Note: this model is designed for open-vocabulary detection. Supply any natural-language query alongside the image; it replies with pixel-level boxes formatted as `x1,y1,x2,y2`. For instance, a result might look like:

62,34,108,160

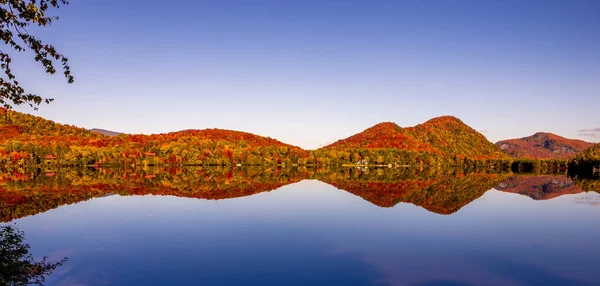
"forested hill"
406,116,508,159
496,132,594,159
0,109,308,166
316,116,508,165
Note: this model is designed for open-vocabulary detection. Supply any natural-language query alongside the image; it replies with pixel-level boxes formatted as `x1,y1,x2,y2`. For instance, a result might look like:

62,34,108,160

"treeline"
510,159,569,174
568,143,600,179
311,147,514,169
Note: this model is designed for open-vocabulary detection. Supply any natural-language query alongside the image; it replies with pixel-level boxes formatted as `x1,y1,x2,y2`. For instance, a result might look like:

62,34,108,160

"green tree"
0,0,73,110
0,224,67,285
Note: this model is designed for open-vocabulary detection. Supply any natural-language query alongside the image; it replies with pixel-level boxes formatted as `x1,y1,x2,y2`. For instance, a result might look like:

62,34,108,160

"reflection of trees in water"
0,224,67,286
1,167,599,222
497,175,600,200
496,175,581,200
0,167,309,222
313,167,511,214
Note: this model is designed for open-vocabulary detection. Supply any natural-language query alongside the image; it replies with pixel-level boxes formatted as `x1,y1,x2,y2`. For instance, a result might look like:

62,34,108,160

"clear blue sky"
12,0,600,149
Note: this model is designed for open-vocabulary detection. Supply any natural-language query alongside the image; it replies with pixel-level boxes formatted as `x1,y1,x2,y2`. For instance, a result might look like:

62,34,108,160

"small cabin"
45,155,57,160
144,152,156,157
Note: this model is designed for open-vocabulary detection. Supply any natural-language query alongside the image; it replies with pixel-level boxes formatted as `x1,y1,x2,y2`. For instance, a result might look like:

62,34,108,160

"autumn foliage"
314,116,509,166
2,165,599,222
496,132,594,159
0,110,595,171
0,167,308,222
568,143,600,178
314,167,510,214
0,109,308,167
496,175,587,200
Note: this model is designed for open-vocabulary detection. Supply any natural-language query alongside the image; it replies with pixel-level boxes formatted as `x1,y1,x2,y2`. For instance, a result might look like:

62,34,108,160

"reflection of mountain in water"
573,193,600,207
496,176,581,200
0,167,308,222
496,175,600,200
1,167,599,222
313,168,510,215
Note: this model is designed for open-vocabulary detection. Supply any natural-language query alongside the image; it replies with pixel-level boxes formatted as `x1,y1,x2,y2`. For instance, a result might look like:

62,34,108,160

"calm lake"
2,168,600,286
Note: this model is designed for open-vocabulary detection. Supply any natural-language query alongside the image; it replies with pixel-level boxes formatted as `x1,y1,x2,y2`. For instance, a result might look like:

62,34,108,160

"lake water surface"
2,168,600,285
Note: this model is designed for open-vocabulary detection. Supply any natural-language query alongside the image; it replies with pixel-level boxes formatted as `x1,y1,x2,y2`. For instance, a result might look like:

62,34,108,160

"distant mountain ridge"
496,132,594,159
90,128,122,137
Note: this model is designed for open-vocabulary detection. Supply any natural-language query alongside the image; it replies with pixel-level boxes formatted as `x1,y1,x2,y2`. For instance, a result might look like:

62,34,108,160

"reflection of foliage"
0,224,67,286
2,166,598,221
313,167,510,214
496,175,592,200
571,177,600,193
0,167,308,222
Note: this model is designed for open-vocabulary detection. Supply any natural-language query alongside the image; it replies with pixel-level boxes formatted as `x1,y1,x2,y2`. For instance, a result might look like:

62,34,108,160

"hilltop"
496,132,594,159
406,116,508,159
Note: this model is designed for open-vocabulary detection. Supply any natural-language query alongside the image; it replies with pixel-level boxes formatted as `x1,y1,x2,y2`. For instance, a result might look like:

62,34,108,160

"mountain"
0,167,308,222
0,109,308,167
317,116,507,165
91,128,122,137
496,132,594,159
314,168,509,214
